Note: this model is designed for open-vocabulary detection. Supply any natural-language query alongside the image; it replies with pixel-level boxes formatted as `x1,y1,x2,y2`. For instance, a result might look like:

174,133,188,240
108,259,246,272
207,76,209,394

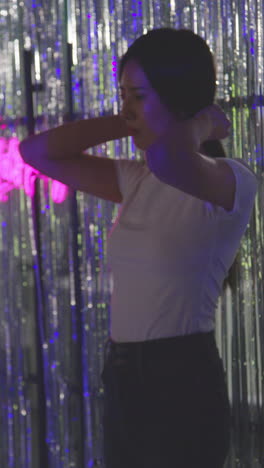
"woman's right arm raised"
19,115,129,203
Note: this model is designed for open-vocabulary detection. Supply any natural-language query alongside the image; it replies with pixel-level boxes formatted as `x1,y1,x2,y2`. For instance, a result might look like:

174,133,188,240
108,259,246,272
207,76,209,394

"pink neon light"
0,137,69,203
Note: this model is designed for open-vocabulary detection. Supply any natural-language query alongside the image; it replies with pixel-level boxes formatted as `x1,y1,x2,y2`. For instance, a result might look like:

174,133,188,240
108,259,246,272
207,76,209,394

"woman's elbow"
19,138,32,164
19,136,45,166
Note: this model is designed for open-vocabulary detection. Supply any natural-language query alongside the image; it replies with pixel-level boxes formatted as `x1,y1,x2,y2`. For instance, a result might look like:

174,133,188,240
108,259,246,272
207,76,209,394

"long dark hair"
119,28,236,289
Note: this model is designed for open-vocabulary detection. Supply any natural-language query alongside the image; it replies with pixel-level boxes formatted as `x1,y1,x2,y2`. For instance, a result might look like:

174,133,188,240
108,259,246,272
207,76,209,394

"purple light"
0,137,69,203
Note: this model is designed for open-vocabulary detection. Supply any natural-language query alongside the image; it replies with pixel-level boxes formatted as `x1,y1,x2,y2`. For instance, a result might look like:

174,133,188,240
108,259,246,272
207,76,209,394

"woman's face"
119,59,175,150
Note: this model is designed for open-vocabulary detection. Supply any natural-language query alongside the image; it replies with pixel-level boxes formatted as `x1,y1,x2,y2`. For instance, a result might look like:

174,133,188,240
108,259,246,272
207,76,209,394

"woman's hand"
145,104,230,178
193,104,231,144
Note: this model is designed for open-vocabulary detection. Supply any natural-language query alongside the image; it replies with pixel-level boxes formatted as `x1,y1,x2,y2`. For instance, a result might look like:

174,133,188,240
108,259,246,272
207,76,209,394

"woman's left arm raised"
145,105,236,211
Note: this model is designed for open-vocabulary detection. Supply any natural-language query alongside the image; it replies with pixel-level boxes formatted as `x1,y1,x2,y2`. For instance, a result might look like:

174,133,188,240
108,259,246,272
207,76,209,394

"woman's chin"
131,137,143,151
132,136,150,151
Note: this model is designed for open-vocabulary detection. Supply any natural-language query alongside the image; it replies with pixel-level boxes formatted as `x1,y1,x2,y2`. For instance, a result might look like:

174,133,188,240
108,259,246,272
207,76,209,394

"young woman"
20,28,257,468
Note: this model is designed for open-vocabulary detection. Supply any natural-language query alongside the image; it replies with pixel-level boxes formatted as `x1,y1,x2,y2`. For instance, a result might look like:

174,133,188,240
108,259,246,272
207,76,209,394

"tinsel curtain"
0,0,263,467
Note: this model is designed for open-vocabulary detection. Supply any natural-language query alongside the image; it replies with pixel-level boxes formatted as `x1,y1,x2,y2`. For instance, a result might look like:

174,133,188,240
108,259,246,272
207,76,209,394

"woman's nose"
120,98,135,121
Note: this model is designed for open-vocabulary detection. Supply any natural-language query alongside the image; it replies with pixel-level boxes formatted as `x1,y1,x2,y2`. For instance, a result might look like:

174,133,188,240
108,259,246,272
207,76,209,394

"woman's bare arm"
19,115,129,202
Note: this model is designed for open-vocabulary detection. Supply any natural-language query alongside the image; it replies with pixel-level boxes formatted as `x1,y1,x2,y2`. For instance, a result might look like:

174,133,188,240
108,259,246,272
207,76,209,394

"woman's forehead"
120,60,150,88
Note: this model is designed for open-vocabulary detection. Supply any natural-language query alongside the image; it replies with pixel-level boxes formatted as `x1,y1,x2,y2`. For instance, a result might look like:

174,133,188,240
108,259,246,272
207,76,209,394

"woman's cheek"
148,110,171,136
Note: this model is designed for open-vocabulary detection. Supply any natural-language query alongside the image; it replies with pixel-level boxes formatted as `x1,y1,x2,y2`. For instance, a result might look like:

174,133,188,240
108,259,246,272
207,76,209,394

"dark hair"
119,28,216,118
119,27,224,160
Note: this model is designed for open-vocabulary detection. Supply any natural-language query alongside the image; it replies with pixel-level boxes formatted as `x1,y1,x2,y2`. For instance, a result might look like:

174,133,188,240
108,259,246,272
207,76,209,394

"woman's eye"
119,92,145,101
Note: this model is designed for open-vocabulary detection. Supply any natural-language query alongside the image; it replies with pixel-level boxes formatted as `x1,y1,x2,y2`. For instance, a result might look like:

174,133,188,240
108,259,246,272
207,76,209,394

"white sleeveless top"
107,158,257,342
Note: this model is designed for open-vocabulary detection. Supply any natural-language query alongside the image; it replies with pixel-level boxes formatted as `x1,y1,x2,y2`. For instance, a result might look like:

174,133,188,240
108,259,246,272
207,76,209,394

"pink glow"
0,137,69,203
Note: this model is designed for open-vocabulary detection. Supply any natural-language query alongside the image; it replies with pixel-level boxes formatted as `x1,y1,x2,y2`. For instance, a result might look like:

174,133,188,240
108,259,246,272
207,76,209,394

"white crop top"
107,158,257,342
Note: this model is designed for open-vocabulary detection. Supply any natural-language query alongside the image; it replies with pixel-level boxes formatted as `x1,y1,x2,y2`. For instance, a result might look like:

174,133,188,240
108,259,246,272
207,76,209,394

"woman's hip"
102,331,231,468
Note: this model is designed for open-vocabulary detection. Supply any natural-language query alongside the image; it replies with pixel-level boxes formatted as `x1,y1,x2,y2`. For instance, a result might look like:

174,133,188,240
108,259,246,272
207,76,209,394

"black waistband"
107,331,216,359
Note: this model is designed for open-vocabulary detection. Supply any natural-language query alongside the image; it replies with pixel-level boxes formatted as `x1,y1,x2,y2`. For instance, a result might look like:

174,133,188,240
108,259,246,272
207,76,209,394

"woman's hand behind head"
193,104,231,143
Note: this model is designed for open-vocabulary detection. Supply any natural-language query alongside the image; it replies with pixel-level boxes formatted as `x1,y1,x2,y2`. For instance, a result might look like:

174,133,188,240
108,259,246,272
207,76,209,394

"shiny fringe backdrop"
0,0,263,467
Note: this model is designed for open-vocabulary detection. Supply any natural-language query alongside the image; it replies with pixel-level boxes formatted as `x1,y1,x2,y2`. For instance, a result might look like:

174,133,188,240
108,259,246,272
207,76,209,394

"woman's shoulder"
114,158,149,198
223,157,257,176
219,157,258,187
216,157,258,216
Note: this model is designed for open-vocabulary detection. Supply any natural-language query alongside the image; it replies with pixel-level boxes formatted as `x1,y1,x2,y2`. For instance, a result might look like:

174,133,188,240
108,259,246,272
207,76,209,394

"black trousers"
102,331,231,468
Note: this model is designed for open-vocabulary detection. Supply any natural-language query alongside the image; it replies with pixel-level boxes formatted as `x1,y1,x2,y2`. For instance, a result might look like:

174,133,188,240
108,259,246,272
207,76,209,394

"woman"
20,28,257,468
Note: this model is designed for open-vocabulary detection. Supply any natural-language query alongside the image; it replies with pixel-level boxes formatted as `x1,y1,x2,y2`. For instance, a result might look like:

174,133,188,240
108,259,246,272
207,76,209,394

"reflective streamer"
0,1,264,467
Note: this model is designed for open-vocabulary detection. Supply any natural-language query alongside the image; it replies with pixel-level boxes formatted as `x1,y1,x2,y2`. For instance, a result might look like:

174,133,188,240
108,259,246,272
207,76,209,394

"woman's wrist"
191,112,212,147
191,105,231,144
101,114,130,141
